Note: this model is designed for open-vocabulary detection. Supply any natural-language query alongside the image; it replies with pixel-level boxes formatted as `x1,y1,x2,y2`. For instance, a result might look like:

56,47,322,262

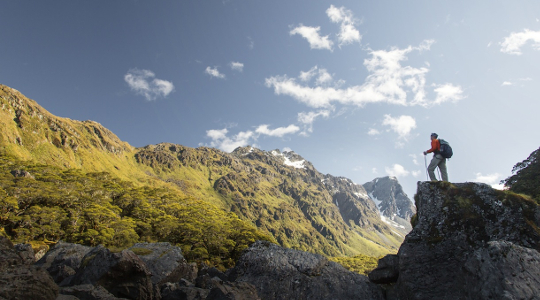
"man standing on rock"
423,133,448,182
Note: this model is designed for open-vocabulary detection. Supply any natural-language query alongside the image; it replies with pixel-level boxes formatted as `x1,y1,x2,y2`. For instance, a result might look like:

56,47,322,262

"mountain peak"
363,176,416,234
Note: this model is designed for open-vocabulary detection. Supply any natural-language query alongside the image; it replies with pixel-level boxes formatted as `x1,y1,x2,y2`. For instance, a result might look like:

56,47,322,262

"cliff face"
369,181,540,300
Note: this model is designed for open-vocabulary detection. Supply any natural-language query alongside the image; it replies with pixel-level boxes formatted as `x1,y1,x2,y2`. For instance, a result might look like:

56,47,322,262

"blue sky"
2,0,540,198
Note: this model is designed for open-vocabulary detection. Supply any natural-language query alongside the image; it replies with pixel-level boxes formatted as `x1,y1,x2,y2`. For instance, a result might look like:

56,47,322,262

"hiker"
423,133,448,182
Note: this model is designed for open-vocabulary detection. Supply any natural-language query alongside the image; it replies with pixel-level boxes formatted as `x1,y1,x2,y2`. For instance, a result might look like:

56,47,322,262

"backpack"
439,139,453,159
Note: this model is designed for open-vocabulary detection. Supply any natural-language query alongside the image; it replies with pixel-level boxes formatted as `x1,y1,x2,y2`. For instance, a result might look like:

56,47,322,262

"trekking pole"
424,154,429,181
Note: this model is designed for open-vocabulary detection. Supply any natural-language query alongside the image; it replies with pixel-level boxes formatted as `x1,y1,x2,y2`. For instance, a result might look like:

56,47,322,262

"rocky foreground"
2,181,540,300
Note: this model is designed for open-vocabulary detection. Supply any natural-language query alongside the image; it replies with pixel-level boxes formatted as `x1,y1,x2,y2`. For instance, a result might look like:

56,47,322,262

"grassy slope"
0,84,399,259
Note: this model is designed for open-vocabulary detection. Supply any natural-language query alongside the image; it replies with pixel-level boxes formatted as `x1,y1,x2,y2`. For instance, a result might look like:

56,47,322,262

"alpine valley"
0,84,415,267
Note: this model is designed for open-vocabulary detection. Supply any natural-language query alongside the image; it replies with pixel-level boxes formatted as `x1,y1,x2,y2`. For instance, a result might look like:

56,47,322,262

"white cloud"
206,128,254,152
502,78,532,87
316,69,333,85
266,41,458,109
247,36,255,50
385,164,410,177
433,83,465,104
206,124,300,152
205,66,226,79
283,147,293,152
368,128,380,136
372,167,378,174
473,172,505,190
500,29,540,55
326,5,361,46
412,170,422,177
297,110,330,135
124,69,175,101
382,115,417,140
256,124,300,137
230,61,244,72
290,24,334,50
299,66,319,82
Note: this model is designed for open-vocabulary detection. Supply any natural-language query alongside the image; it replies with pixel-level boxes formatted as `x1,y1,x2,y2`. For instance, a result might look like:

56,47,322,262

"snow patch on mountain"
271,150,306,169
369,192,406,230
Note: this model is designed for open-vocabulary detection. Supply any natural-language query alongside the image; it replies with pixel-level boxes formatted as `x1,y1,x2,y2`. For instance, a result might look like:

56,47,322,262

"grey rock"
368,254,399,284
14,243,36,264
160,282,209,300
60,284,129,300
0,266,59,300
195,265,228,289
0,236,23,270
160,262,198,285
206,278,260,300
10,169,35,179
0,236,58,300
69,246,157,300
129,242,188,284
227,241,384,300
35,241,93,285
392,181,540,300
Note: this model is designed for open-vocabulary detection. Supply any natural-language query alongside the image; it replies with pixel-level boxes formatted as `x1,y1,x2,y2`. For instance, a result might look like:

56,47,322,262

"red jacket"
426,139,440,154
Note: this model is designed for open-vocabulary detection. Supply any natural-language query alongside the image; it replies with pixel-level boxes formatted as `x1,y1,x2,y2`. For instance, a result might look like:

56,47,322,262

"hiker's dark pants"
428,154,448,181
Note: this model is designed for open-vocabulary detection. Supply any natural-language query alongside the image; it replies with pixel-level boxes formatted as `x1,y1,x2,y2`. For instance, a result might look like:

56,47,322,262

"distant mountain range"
0,84,415,257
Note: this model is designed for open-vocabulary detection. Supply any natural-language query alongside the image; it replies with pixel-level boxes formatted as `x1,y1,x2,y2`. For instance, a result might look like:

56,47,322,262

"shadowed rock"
0,236,58,300
227,240,384,300
371,181,540,300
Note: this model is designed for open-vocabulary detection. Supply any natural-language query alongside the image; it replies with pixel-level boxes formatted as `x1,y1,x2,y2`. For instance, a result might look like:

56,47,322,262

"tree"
501,147,540,200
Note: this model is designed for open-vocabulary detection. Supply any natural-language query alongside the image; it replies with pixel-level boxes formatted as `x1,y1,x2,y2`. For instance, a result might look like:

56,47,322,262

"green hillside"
0,84,402,263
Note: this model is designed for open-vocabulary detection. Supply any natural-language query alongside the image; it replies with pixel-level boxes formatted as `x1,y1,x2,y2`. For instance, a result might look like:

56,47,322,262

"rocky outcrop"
369,181,540,300
0,236,58,300
227,240,385,300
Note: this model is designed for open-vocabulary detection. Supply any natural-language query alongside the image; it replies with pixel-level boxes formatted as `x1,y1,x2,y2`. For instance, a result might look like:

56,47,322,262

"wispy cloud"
500,29,540,55
501,78,532,87
326,5,361,46
124,69,175,101
385,164,410,177
433,83,465,104
205,123,301,152
382,114,417,140
297,110,331,135
247,36,255,50
368,128,381,136
205,66,226,79
290,24,334,50
230,61,244,72
206,128,254,152
266,40,462,109
256,124,300,137
473,172,504,190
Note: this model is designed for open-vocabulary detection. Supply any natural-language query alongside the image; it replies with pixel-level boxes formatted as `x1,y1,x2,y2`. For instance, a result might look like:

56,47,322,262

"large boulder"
227,240,384,300
129,242,194,285
35,241,93,285
0,236,58,300
69,246,158,300
372,181,540,300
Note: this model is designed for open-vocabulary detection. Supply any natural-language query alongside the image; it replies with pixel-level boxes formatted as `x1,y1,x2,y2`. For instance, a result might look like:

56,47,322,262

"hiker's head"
430,133,438,140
